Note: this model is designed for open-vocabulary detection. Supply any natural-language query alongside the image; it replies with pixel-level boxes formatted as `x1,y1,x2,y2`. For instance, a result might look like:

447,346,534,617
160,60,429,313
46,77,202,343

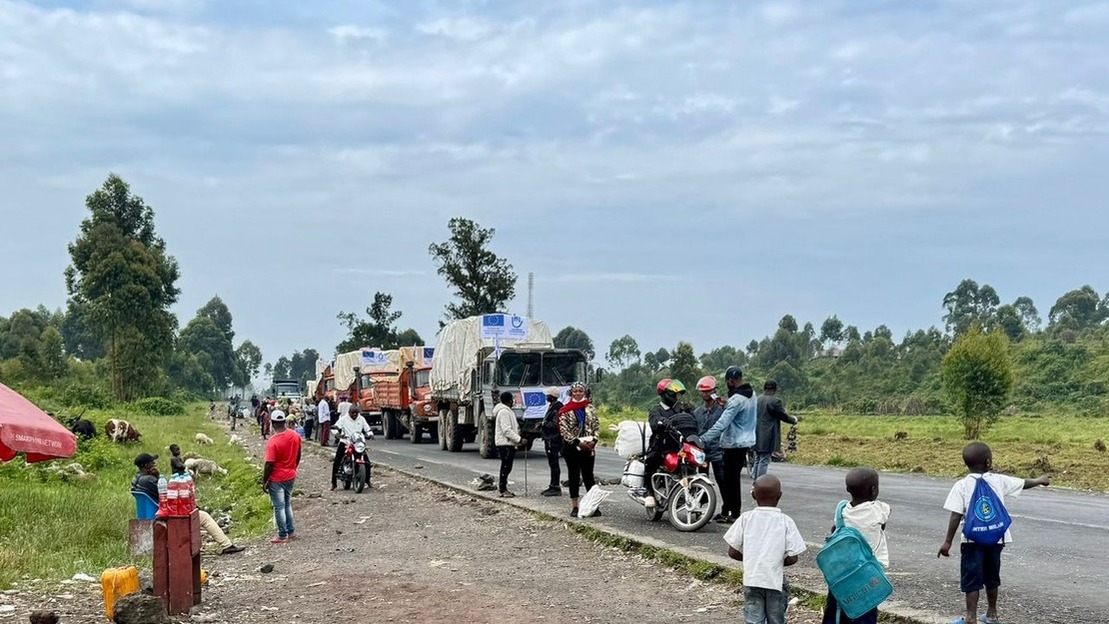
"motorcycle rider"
330,403,374,491
700,366,758,524
641,379,700,508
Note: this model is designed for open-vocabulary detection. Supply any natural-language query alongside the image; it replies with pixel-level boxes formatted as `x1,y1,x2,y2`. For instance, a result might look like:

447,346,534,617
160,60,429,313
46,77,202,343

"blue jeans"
268,479,295,539
753,452,773,480
744,583,789,624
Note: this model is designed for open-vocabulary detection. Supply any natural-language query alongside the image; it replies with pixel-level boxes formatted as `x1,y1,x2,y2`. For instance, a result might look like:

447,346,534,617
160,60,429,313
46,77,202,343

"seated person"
132,453,244,556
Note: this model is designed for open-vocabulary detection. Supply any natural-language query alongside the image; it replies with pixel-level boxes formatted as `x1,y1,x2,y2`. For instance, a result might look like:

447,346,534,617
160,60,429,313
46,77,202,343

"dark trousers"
563,445,596,500
498,446,516,492
543,438,563,488
642,452,662,496
319,422,330,446
720,447,749,518
303,417,316,441
821,592,877,624
331,442,348,487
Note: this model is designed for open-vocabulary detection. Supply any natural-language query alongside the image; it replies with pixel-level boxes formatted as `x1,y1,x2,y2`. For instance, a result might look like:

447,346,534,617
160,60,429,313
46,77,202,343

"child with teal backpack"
937,442,1050,624
820,467,891,624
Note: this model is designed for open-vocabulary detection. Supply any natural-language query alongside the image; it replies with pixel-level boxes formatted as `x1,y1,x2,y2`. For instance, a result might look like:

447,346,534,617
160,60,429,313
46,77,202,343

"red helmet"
656,379,672,395
656,379,687,395
696,376,717,392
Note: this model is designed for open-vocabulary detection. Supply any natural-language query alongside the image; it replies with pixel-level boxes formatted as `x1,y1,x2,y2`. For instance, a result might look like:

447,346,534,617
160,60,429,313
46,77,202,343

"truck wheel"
477,413,496,459
446,410,464,452
438,410,448,450
409,424,422,444
382,411,394,439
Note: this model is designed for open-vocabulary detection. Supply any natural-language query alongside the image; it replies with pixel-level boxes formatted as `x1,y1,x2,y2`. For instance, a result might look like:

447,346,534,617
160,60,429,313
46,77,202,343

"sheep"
227,434,242,445
184,457,227,477
195,432,214,445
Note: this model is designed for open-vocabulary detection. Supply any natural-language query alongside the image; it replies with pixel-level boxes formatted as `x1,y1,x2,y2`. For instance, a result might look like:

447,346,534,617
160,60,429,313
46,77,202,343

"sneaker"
219,545,245,555
643,496,657,508
270,537,288,545
499,491,516,498
570,508,579,518
540,487,562,497
715,514,736,524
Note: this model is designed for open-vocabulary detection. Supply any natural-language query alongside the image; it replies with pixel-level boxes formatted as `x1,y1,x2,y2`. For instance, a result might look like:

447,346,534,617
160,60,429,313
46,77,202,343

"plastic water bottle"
178,476,193,514
166,479,180,516
157,476,168,504
182,473,195,513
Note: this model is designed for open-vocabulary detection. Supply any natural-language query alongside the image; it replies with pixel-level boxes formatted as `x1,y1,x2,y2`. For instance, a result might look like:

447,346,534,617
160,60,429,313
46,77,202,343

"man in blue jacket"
700,366,757,524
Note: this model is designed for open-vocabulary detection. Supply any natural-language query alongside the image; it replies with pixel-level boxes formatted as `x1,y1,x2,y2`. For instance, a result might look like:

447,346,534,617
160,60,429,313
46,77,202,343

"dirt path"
1,424,823,623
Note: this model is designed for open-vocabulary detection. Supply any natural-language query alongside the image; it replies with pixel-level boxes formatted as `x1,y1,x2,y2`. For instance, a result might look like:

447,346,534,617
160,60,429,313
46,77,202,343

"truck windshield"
542,353,587,385
273,381,300,395
415,369,431,387
496,352,542,386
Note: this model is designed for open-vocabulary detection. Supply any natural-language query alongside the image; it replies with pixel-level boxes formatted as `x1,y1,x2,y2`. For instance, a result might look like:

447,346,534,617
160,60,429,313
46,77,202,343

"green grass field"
0,404,271,588
595,405,1109,491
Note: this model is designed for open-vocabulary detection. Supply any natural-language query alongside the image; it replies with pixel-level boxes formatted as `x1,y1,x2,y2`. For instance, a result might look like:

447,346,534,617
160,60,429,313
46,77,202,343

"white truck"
429,315,592,459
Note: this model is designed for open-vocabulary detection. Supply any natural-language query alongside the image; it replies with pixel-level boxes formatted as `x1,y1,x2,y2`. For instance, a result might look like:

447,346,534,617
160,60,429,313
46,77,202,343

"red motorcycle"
630,434,718,532
335,431,371,493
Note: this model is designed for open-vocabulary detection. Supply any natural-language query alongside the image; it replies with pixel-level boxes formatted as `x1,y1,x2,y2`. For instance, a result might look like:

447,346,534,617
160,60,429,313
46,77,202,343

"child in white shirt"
822,467,891,624
724,474,807,624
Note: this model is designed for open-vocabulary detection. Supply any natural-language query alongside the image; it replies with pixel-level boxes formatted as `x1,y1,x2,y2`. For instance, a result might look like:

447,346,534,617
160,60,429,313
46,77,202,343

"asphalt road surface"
363,435,1109,624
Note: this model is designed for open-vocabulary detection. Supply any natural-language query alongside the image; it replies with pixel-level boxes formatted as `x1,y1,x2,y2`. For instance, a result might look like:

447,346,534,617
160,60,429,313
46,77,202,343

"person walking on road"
493,391,521,498
263,410,302,544
753,380,800,479
540,387,564,497
700,366,757,524
303,399,317,441
317,397,332,447
559,382,600,517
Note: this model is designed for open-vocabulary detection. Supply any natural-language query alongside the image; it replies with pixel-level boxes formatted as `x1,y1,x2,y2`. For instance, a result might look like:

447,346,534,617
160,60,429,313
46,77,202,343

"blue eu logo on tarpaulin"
483,315,505,327
523,392,546,408
423,348,435,360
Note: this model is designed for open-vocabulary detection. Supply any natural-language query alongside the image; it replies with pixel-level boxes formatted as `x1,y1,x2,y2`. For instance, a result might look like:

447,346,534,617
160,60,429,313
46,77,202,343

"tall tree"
234,340,263,385
1048,286,1105,333
37,326,68,382
819,316,844,346
606,335,641,369
1012,296,1041,333
668,342,700,388
65,174,180,400
942,279,1000,336
178,315,236,390
553,326,596,359
197,296,234,343
428,218,517,320
60,298,105,360
395,329,425,347
336,292,419,352
700,345,744,372
994,305,1025,342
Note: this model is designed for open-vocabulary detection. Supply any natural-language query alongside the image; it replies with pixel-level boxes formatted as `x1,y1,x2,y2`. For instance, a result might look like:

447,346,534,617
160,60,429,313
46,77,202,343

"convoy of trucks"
302,314,593,460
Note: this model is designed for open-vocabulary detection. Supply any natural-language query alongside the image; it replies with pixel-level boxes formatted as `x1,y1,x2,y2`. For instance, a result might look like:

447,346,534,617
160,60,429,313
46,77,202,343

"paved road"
363,436,1109,624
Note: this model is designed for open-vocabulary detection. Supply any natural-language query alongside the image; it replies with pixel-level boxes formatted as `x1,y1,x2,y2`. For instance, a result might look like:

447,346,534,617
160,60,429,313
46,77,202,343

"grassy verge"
596,405,1109,491
0,403,271,588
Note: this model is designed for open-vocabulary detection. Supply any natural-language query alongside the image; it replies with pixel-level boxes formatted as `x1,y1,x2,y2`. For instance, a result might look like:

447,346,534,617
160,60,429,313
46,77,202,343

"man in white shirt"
724,475,807,624
317,398,332,447
330,405,373,491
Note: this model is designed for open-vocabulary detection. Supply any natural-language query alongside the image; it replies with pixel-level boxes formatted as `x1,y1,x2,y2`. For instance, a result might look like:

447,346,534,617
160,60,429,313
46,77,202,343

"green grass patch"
0,403,271,588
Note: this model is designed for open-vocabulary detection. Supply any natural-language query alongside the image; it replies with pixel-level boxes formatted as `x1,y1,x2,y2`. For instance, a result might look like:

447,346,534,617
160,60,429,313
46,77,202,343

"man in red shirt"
263,410,302,544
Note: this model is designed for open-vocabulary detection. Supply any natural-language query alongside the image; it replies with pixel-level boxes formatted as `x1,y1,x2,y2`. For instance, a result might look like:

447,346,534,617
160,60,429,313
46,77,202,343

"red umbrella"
0,382,77,463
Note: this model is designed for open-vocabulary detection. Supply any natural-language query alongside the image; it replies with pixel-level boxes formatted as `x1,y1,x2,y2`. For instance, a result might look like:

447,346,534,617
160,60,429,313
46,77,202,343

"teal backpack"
816,501,893,620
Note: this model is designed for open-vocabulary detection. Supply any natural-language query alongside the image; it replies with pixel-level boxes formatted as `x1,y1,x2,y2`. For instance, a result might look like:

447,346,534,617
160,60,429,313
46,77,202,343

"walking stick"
523,441,529,497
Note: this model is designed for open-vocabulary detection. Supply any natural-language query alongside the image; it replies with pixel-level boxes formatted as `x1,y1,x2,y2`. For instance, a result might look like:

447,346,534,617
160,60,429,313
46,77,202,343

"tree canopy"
428,218,517,320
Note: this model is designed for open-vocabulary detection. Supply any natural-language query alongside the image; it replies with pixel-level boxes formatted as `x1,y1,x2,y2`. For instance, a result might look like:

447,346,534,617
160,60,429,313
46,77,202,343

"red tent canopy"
0,382,77,463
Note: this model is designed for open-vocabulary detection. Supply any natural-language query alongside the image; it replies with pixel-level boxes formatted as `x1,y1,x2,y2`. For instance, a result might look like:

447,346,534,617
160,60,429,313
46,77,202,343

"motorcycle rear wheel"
354,464,367,493
668,480,716,532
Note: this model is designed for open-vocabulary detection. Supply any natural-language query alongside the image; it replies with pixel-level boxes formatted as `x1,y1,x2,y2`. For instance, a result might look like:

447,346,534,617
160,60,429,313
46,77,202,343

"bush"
129,396,185,417
59,382,114,410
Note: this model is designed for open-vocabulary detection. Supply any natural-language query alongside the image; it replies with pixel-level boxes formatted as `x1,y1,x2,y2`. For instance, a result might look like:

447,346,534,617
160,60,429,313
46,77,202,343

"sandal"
979,616,1001,624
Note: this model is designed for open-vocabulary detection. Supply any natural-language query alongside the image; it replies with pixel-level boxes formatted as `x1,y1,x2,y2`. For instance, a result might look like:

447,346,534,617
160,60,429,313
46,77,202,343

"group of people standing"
496,381,601,518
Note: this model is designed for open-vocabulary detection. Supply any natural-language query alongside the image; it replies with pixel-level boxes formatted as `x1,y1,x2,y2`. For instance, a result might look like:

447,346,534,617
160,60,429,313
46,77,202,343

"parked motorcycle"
333,430,372,493
628,433,717,532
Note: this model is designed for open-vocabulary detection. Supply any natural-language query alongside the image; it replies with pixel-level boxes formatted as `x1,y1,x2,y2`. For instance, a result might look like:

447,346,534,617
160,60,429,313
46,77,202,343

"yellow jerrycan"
100,565,140,619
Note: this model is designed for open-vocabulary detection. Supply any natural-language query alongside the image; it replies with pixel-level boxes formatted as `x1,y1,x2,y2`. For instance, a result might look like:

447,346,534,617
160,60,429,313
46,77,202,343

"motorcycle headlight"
354,442,366,453
423,404,434,414
692,448,706,466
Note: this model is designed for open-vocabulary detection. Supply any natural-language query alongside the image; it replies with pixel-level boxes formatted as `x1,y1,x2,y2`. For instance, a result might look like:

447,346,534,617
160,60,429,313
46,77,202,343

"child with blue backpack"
821,467,890,624
937,442,1050,624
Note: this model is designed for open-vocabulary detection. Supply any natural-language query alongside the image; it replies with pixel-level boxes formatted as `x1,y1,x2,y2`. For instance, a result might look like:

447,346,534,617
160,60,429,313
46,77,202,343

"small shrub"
893,431,909,441
60,382,114,410
1030,454,1054,474
1094,439,1106,453
826,455,859,468
129,397,185,417
876,399,901,415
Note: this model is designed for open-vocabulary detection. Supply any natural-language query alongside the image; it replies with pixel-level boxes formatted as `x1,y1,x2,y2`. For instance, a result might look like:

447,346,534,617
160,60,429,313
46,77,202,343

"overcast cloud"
2,0,1108,366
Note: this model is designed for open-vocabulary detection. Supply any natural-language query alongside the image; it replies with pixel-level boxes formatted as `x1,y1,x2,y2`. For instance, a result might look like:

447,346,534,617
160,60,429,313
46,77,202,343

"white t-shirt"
838,500,891,568
723,506,807,591
943,472,1025,544
334,414,372,441
317,401,331,423
337,401,352,421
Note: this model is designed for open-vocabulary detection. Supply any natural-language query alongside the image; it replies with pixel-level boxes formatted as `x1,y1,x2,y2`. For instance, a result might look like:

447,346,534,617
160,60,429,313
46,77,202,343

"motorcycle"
628,433,718,532
333,430,372,493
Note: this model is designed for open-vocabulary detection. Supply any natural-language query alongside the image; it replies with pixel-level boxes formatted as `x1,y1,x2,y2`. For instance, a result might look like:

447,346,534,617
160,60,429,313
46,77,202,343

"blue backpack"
962,476,1011,545
816,501,893,620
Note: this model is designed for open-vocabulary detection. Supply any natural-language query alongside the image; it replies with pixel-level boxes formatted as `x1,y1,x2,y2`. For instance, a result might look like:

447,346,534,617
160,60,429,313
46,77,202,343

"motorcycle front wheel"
668,479,717,532
354,464,367,493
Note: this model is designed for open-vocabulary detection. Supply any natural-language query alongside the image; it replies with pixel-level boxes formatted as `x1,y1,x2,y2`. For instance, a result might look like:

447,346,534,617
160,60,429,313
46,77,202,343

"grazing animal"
184,458,227,477
195,432,214,445
104,419,141,443
70,418,96,440
183,451,202,460
228,434,242,445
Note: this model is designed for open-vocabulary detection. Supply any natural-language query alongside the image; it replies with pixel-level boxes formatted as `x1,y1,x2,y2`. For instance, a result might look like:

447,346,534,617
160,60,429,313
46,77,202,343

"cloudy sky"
2,0,1108,367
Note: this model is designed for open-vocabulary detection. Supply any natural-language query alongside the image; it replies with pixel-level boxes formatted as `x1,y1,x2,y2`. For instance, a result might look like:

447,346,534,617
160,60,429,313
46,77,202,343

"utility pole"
527,272,534,318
